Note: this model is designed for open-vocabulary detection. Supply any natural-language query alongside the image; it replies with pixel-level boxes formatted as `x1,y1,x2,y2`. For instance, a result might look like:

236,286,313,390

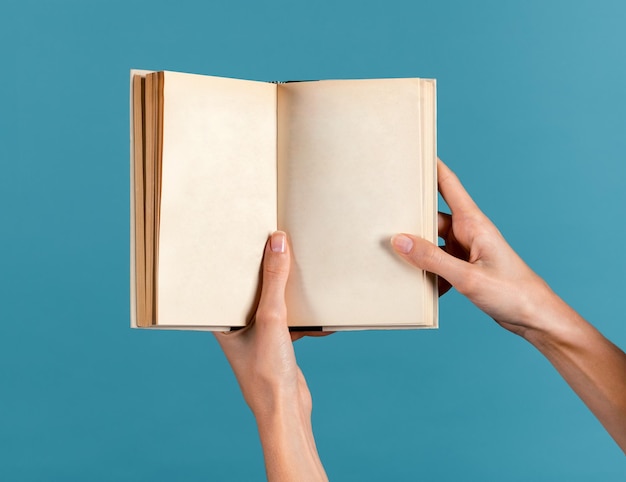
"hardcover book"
130,69,438,330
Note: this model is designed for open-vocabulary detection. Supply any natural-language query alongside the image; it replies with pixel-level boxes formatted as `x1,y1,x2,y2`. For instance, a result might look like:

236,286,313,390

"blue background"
1,0,624,480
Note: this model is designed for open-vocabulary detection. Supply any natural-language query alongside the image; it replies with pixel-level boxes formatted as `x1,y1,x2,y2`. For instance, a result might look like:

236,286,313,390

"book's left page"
134,70,277,328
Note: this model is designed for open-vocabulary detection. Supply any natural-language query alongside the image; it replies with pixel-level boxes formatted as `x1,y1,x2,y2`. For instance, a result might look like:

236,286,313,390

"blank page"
157,72,277,326
277,79,436,327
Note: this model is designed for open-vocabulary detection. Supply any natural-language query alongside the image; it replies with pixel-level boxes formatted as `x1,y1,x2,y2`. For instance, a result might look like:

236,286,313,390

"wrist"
520,288,589,351
253,390,312,427
254,394,327,482
249,372,313,421
255,400,312,443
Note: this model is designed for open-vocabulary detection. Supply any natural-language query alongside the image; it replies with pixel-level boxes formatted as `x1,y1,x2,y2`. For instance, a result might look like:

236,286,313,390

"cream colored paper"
130,71,437,330
156,72,277,326
277,79,434,327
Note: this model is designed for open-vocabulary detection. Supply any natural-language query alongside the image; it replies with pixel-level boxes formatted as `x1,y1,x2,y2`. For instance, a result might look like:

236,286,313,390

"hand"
391,160,626,452
214,231,306,416
391,159,557,337
215,231,327,481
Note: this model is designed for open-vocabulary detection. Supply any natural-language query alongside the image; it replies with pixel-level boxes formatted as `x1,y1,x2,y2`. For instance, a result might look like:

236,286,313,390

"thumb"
391,233,470,289
255,231,291,325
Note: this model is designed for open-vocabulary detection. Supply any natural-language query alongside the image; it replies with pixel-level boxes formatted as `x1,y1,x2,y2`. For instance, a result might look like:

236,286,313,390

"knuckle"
256,305,286,325
413,242,443,269
427,245,444,266
459,212,482,231
263,257,289,282
438,169,457,188
456,268,483,297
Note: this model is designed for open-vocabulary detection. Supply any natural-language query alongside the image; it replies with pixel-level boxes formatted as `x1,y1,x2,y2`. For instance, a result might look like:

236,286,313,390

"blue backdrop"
1,0,624,480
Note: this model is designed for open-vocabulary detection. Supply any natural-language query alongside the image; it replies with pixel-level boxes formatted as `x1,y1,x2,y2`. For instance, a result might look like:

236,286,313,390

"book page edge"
130,69,154,329
423,79,439,329
145,324,434,332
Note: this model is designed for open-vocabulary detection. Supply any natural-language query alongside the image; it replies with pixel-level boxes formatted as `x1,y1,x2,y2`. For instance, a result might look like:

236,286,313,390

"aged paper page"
157,72,276,326
277,79,435,327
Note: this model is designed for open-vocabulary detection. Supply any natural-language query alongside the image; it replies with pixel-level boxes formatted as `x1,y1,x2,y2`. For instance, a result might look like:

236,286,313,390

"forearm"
255,400,328,482
522,292,626,453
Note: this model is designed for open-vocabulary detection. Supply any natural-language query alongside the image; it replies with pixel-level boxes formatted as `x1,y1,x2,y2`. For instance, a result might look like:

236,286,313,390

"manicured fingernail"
270,231,286,253
391,234,413,254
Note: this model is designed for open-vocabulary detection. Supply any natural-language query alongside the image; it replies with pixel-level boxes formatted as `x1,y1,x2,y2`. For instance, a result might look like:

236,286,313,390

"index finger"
437,159,480,215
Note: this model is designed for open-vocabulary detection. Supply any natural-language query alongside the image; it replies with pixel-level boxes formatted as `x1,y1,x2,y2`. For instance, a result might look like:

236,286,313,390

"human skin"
217,160,626,479
214,231,328,482
391,159,626,453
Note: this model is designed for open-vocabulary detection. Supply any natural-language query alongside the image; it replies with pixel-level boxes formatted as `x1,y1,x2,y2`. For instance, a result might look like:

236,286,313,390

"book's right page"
277,79,437,329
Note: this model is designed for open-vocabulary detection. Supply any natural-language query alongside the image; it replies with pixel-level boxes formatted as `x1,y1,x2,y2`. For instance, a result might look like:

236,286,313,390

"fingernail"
391,234,413,254
270,231,286,253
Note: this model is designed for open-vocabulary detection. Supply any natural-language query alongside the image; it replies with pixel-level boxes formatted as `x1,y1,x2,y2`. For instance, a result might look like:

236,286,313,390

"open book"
130,70,438,331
